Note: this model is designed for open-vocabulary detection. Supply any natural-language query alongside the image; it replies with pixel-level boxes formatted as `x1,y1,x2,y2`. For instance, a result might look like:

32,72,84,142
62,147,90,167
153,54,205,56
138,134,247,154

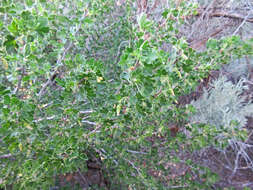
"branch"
82,120,97,126
14,66,25,95
197,8,253,23
79,110,94,114
181,7,253,24
37,41,72,98
126,149,147,155
38,11,88,99
77,168,89,187
233,12,252,35
123,158,141,175
153,87,162,98
115,40,129,64
0,153,12,159
167,185,189,189
33,115,56,123
95,148,118,166
212,11,253,23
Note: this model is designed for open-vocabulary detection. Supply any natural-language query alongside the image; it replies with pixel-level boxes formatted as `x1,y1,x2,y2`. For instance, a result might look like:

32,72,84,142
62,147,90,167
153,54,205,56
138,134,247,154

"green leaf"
0,20,3,29
4,35,15,46
83,17,93,23
137,13,152,31
25,0,34,6
22,75,30,82
120,71,130,81
21,10,32,20
36,17,50,35
2,108,10,115
206,39,218,49
8,20,19,35
10,96,20,106
162,9,169,18
36,26,50,34
27,35,34,42
172,9,179,17
0,7,5,13
4,95,10,104
3,35,18,53
148,51,158,63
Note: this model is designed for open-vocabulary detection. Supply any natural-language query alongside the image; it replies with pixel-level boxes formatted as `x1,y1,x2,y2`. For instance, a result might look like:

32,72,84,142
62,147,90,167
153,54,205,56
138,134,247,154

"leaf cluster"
0,0,252,189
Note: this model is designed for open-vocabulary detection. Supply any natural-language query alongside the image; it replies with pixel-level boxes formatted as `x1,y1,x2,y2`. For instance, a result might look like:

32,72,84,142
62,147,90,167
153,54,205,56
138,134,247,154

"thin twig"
14,66,25,95
87,125,101,136
33,116,56,123
185,9,253,26
95,148,118,165
167,185,189,189
196,9,253,23
233,12,252,35
77,168,89,187
79,110,94,114
126,149,147,155
115,40,129,64
38,11,88,98
149,0,160,13
124,158,141,175
82,120,97,126
0,153,12,159
38,41,72,98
